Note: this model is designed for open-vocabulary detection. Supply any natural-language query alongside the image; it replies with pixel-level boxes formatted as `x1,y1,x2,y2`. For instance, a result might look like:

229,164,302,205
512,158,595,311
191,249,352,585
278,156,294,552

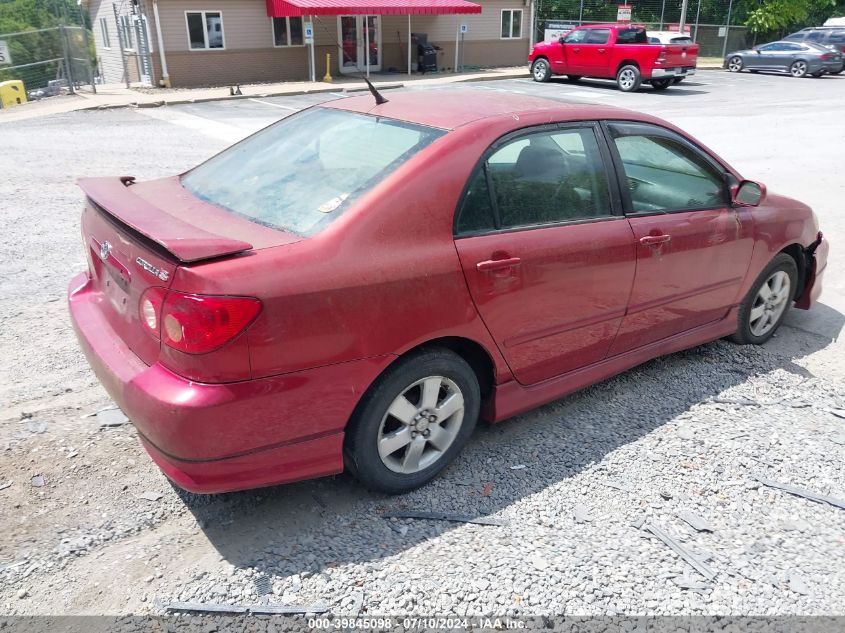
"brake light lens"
162,291,261,354
139,289,262,354
821,53,833,60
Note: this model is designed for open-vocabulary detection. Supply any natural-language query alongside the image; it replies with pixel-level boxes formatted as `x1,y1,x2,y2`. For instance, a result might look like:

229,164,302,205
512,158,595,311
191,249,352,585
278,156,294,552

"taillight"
821,53,833,60
155,290,262,354
139,287,168,338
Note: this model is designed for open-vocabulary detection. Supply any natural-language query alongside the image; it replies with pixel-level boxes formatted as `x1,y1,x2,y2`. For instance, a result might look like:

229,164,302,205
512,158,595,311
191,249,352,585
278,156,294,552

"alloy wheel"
377,376,465,474
728,57,743,72
749,270,791,337
618,69,636,90
791,61,808,77
533,60,549,81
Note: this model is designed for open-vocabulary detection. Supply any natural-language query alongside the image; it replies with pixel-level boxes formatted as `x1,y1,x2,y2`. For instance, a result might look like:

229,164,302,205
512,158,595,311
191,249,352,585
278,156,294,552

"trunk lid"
79,176,300,366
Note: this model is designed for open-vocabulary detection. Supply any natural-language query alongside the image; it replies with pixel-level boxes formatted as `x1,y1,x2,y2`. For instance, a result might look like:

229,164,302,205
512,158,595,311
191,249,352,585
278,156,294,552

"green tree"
746,0,838,32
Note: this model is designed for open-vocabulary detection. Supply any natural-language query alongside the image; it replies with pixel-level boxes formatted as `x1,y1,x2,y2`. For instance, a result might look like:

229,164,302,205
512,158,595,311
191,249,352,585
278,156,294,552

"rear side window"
455,126,612,233
829,30,845,44
806,30,826,42
784,32,805,41
182,108,445,236
618,28,647,44
585,28,611,44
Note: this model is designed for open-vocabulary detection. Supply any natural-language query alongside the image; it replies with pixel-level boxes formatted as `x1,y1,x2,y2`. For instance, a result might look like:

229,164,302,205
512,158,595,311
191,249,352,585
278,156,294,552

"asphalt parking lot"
1,68,844,618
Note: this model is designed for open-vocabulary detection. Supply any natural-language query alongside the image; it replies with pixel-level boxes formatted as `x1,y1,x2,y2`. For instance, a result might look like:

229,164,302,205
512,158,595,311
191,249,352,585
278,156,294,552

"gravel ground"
1,98,844,619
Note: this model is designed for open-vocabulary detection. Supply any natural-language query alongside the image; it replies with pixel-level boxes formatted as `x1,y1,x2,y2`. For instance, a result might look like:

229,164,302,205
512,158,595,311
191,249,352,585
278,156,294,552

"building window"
501,9,522,39
118,15,135,50
99,17,111,48
272,17,304,47
186,11,224,50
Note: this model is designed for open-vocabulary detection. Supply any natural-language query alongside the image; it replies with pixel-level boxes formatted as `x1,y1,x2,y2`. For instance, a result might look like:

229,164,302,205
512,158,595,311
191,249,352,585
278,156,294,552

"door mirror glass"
734,180,765,207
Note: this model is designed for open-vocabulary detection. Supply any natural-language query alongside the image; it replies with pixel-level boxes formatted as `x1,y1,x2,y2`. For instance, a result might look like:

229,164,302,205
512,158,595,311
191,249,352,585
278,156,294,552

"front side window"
585,28,611,44
273,16,304,46
608,123,727,213
182,108,445,236
564,29,587,44
187,11,224,49
456,126,612,233
501,9,523,39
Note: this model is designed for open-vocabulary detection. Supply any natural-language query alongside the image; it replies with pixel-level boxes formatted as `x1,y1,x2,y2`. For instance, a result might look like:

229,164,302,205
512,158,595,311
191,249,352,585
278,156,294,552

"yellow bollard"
323,52,333,83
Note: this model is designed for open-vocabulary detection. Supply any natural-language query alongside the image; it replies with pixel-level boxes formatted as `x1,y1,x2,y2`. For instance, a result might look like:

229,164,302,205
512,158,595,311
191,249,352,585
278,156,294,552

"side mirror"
558,37,566,44
733,180,766,207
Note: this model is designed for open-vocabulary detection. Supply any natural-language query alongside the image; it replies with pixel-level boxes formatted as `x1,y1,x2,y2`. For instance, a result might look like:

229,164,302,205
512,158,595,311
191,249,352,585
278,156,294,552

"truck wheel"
566,75,582,82
651,78,672,90
616,65,641,92
531,59,551,82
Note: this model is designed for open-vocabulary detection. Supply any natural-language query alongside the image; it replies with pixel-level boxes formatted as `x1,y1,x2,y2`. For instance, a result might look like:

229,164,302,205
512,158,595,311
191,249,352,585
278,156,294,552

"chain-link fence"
536,0,789,58
0,24,96,101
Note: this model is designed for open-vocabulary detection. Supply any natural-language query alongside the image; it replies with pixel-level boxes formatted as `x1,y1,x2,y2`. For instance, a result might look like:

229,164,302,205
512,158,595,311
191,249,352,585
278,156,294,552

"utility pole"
721,0,735,58
678,0,689,33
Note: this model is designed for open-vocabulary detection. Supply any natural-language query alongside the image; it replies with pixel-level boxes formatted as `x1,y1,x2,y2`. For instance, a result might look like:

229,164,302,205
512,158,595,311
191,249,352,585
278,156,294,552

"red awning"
266,0,482,17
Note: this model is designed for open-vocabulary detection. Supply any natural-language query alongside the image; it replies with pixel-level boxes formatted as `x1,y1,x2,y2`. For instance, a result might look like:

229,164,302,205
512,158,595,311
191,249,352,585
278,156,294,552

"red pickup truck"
528,24,699,92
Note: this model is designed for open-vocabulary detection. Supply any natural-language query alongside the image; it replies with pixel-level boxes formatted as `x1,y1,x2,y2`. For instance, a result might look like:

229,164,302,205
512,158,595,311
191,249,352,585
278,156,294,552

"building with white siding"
84,0,534,88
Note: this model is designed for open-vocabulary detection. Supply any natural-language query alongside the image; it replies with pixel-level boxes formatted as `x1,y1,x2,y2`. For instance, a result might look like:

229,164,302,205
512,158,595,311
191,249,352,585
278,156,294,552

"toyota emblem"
99,240,112,262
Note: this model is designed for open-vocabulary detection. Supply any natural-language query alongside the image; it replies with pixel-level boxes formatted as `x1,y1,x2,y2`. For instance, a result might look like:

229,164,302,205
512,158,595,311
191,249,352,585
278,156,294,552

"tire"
531,58,551,82
616,64,641,92
651,78,672,90
344,348,480,494
727,56,743,72
673,77,685,84
730,253,798,345
566,75,582,82
749,69,759,73
790,60,808,78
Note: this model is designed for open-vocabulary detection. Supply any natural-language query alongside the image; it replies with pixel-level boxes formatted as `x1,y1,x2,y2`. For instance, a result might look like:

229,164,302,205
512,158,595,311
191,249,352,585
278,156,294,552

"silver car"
725,40,843,77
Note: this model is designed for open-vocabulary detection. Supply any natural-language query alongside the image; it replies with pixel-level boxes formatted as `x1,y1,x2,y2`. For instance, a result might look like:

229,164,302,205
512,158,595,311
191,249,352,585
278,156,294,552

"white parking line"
248,98,301,110
134,107,247,143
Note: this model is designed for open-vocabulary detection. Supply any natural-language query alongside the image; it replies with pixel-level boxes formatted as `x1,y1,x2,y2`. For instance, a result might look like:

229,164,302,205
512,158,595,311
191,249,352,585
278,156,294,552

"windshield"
182,108,446,236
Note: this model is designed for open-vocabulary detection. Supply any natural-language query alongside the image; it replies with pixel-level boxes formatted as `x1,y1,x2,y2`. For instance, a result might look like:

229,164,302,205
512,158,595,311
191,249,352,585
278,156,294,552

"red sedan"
68,91,828,494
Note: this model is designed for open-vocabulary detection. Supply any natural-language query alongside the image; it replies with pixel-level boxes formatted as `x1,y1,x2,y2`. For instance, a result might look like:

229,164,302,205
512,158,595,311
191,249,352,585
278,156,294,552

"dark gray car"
725,40,843,77
785,26,845,73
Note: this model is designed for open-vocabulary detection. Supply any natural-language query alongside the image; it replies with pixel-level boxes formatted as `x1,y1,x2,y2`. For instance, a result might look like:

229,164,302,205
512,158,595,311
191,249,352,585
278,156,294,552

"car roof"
321,90,647,131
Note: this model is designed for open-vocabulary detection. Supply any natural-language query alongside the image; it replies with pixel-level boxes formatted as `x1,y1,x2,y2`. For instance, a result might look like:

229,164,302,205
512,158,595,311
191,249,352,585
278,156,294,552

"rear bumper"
796,232,828,310
650,66,696,78
68,272,393,493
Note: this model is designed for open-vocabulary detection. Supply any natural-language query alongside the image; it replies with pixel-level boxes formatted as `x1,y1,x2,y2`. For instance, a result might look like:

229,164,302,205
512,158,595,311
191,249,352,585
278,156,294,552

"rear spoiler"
78,177,253,263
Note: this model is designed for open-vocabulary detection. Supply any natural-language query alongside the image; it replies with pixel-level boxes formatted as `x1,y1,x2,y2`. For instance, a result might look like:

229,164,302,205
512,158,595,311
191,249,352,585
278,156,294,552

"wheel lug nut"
423,430,430,438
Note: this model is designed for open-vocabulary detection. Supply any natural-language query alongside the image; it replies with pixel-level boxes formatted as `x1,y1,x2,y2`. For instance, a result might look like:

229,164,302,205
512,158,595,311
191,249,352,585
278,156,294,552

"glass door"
338,15,381,74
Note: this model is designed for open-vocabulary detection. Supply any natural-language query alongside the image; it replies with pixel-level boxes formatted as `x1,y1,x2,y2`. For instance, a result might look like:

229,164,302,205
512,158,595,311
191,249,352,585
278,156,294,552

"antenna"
362,76,389,105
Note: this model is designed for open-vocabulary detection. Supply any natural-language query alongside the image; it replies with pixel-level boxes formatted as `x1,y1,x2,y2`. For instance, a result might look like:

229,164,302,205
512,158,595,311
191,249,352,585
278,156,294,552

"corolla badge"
136,257,170,282
99,240,112,262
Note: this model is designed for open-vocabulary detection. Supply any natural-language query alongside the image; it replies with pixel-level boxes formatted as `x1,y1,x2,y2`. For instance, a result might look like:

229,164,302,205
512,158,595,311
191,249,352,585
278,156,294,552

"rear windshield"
182,108,445,236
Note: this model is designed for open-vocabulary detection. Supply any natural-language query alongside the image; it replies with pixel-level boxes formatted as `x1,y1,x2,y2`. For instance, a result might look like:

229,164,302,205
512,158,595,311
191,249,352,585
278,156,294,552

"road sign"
617,4,632,22
0,40,11,66
460,23,468,34
304,22,314,44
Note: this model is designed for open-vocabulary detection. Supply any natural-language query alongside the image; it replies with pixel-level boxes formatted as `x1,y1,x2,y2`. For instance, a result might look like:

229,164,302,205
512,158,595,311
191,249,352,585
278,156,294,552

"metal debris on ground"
383,511,507,526
672,570,710,591
0,482,11,491
643,523,717,581
165,601,331,615
253,575,272,596
753,476,845,511
138,491,163,502
678,511,715,533
31,475,44,487
660,491,673,500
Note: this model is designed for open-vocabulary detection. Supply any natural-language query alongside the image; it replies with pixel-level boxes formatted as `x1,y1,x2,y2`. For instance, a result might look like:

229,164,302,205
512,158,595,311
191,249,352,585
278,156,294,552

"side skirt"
485,307,739,422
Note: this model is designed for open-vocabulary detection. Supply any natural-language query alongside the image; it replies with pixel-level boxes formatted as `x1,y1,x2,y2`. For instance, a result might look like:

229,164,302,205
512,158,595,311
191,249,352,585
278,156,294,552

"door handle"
572,47,580,53
477,257,521,272
598,48,606,53
640,234,671,246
